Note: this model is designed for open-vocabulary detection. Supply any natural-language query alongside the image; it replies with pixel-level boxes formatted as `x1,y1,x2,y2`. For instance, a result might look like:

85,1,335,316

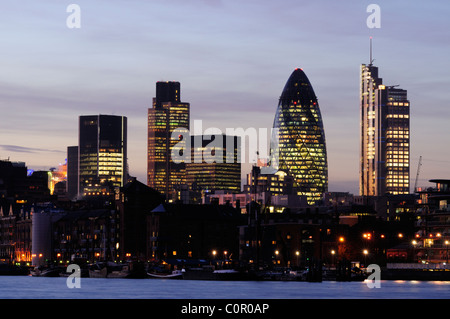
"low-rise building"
415,179,450,263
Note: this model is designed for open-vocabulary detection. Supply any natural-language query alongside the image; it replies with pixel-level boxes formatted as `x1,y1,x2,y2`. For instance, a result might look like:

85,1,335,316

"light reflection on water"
1,276,450,299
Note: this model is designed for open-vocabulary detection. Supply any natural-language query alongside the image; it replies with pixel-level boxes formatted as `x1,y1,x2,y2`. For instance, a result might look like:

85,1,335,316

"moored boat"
89,266,108,278
107,264,130,278
147,269,183,279
182,266,256,281
30,266,63,277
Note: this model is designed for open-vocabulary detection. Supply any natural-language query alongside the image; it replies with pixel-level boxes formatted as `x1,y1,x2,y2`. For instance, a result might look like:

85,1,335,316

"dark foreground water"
1,276,450,299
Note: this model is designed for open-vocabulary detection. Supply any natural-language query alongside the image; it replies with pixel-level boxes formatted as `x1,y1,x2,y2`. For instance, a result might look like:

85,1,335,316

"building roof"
430,179,450,184
56,209,112,222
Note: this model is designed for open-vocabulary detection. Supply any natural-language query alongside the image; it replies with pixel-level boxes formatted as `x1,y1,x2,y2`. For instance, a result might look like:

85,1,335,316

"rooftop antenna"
369,36,374,65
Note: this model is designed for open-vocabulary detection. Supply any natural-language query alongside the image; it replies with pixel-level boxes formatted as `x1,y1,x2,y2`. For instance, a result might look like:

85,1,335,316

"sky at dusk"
1,0,449,194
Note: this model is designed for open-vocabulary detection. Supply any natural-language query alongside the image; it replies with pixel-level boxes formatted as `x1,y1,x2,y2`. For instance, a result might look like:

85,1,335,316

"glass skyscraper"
360,63,410,196
186,134,241,195
147,81,190,201
273,68,328,205
78,114,127,197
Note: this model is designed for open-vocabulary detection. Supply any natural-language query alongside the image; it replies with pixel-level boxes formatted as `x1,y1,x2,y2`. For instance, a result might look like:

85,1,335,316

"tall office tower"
273,68,328,205
186,134,241,195
360,61,410,196
78,115,127,197
147,81,190,201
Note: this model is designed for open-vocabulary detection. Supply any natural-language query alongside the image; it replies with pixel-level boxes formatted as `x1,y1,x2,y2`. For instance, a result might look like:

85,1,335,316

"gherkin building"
273,68,328,205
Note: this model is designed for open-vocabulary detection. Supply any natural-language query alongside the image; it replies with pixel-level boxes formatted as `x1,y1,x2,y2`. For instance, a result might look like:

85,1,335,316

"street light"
412,240,417,263
445,240,449,264
363,249,368,268
331,250,336,268
363,232,372,240
210,250,217,266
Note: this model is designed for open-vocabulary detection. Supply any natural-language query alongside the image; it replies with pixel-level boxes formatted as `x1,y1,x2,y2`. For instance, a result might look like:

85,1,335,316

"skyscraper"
360,61,410,196
147,81,190,201
78,114,127,197
273,68,328,205
186,134,241,195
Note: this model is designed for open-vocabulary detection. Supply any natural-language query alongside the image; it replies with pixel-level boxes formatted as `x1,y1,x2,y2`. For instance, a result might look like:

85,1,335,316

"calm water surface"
1,276,450,299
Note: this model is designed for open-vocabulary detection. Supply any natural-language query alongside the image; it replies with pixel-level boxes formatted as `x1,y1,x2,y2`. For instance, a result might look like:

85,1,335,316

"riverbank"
5,262,450,282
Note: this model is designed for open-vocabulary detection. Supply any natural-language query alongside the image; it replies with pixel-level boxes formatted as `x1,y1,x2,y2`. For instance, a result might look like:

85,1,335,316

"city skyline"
1,1,450,195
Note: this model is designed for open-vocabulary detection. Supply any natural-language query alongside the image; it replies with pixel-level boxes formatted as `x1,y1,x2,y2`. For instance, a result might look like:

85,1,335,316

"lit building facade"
147,81,190,201
244,165,294,196
186,134,241,196
49,161,67,195
273,68,328,205
360,63,410,196
415,179,450,263
78,115,127,197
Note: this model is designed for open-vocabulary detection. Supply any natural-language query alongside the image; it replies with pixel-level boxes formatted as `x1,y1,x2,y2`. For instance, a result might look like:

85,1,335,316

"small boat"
89,266,108,278
30,266,63,277
182,266,255,281
107,264,130,278
59,268,89,278
147,269,183,279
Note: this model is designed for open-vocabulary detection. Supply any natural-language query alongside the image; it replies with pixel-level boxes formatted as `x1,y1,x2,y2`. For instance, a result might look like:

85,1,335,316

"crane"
414,156,422,192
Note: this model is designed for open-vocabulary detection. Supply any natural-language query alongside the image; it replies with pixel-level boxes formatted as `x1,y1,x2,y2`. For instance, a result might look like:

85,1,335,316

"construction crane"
414,156,422,191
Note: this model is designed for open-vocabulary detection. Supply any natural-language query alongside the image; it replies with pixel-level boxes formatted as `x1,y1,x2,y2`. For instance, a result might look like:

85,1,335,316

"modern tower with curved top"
273,68,328,205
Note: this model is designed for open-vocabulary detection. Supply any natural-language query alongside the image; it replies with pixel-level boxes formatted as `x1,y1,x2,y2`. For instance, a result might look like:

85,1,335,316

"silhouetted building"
0,160,50,203
52,208,117,263
115,179,163,261
148,203,245,261
66,146,79,200
239,208,341,268
415,179,450,263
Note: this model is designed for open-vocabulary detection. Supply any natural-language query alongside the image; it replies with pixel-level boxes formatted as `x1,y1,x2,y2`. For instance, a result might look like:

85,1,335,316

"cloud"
0,145,64,154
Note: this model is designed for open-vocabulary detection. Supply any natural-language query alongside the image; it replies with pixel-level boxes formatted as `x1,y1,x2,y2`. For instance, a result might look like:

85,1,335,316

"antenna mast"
369,36,374,65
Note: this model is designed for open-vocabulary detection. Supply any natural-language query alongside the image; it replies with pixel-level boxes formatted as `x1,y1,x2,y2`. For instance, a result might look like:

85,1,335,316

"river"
1,276,449,299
